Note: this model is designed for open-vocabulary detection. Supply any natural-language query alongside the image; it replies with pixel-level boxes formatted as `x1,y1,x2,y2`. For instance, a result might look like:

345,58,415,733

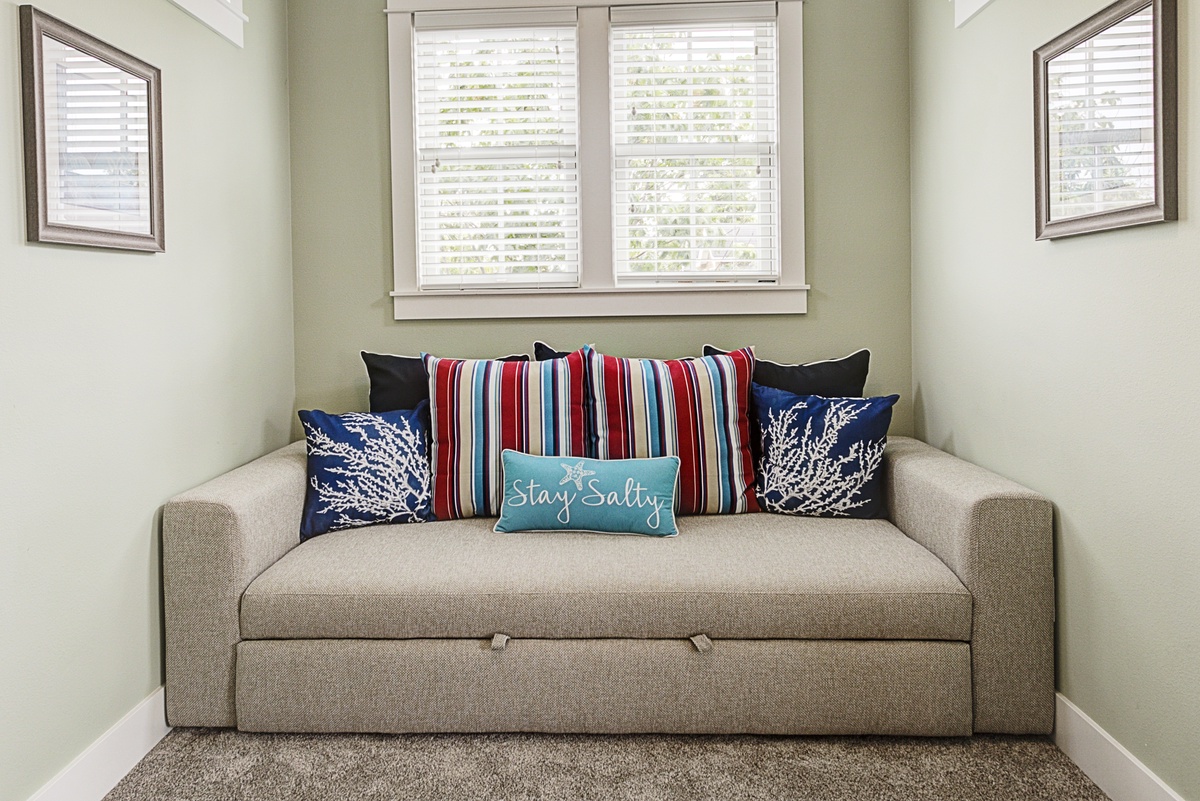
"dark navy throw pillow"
533,341,573,361
298,403,433,541
361,351,529,412
705,345,870,397
752,383,899,518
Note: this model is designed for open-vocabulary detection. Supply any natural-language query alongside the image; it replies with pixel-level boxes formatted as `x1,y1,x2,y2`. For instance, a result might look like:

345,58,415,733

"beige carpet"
104,730,1109,801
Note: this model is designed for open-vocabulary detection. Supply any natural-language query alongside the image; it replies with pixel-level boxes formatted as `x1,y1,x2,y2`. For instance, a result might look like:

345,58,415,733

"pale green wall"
33,0,1200,798
910,1,1199,798
0,1,294,799
288,0,914,433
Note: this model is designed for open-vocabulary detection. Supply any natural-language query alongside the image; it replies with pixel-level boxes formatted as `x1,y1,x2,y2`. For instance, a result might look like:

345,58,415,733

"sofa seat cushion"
240,515,971,641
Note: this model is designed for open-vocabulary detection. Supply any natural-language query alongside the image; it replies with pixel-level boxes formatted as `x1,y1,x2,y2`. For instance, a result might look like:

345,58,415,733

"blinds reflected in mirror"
41,33,151,234
1046,8,1155,222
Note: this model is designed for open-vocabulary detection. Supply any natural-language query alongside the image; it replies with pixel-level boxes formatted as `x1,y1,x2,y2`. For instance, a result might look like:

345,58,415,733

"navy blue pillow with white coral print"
298,403,433,541
752,384,899,519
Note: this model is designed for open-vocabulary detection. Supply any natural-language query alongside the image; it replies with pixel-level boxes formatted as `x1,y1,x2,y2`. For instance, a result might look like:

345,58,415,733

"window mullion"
577,5,615,292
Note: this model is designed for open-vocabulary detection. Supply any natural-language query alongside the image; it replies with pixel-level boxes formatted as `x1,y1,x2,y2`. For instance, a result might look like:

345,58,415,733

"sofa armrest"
162,441,306,727
885,436,1054,734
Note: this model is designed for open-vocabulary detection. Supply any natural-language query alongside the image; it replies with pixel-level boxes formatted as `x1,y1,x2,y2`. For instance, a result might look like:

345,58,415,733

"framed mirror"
1034,0,1176,240
19,6,165,252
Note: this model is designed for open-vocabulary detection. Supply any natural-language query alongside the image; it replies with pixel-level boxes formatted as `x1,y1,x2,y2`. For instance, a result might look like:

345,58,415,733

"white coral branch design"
304,413,430,528
758,400,885,516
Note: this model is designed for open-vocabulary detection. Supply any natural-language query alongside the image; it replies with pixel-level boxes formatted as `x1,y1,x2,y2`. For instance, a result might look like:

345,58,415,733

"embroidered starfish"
560,460,596,491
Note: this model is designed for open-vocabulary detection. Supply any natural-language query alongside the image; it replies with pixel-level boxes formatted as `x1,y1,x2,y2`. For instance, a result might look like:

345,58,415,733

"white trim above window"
952,0,997,27
165,0,248,47
387,0,806,320
386,0,789,11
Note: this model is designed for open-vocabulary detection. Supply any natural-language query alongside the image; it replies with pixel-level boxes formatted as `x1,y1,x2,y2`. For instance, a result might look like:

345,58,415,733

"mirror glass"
41,33,152,235
1045,7,1155,222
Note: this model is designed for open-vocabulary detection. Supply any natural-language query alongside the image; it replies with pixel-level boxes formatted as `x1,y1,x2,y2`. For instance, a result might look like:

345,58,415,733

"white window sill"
391,285,809,320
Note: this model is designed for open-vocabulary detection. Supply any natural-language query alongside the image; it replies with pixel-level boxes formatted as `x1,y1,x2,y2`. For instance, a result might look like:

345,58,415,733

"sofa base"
235,638,973,736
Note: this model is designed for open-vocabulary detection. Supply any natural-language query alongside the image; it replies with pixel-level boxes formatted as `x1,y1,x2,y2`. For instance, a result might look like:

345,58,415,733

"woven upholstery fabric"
240,513,971,641
235,638,973,735
885,436,1055,735
162,441,307,727
585,346,759,515
163,433,1053,735
426,349,588,520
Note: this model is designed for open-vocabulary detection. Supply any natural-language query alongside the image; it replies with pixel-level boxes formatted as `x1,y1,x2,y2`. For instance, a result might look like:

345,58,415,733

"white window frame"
165,0,248,47
387,0,806,320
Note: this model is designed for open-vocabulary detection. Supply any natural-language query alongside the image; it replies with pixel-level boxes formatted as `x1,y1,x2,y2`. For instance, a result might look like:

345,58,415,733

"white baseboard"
27,687,171,801
1055,693,1186,801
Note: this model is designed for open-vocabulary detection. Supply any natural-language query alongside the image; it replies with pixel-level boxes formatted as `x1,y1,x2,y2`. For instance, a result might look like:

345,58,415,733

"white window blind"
1046,7,1155,221
611,2,778,284
413,10,580,289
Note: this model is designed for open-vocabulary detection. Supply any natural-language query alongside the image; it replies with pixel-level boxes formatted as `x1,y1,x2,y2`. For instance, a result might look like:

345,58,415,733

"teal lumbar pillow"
495,450,680,537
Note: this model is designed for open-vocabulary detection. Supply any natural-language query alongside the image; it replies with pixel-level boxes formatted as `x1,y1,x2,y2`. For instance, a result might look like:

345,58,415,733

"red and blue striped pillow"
425,349,589,520
584,346,759,516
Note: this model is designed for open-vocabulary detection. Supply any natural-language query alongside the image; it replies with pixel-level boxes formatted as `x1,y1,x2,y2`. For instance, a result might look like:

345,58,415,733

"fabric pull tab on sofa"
490,633,510,651
689,634,713,653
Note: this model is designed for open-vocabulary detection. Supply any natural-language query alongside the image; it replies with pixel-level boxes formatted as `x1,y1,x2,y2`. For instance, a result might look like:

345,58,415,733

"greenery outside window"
611,4,778,285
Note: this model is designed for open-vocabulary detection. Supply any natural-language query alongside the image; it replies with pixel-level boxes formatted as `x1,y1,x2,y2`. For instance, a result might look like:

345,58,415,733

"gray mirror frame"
19,5,165,252
1033,0,1177,240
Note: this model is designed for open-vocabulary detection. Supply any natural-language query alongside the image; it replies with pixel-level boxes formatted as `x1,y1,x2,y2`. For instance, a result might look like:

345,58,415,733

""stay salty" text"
507,477,667,529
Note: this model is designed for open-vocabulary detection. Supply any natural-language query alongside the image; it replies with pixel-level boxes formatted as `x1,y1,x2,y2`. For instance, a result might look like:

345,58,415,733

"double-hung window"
387,0,805,319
